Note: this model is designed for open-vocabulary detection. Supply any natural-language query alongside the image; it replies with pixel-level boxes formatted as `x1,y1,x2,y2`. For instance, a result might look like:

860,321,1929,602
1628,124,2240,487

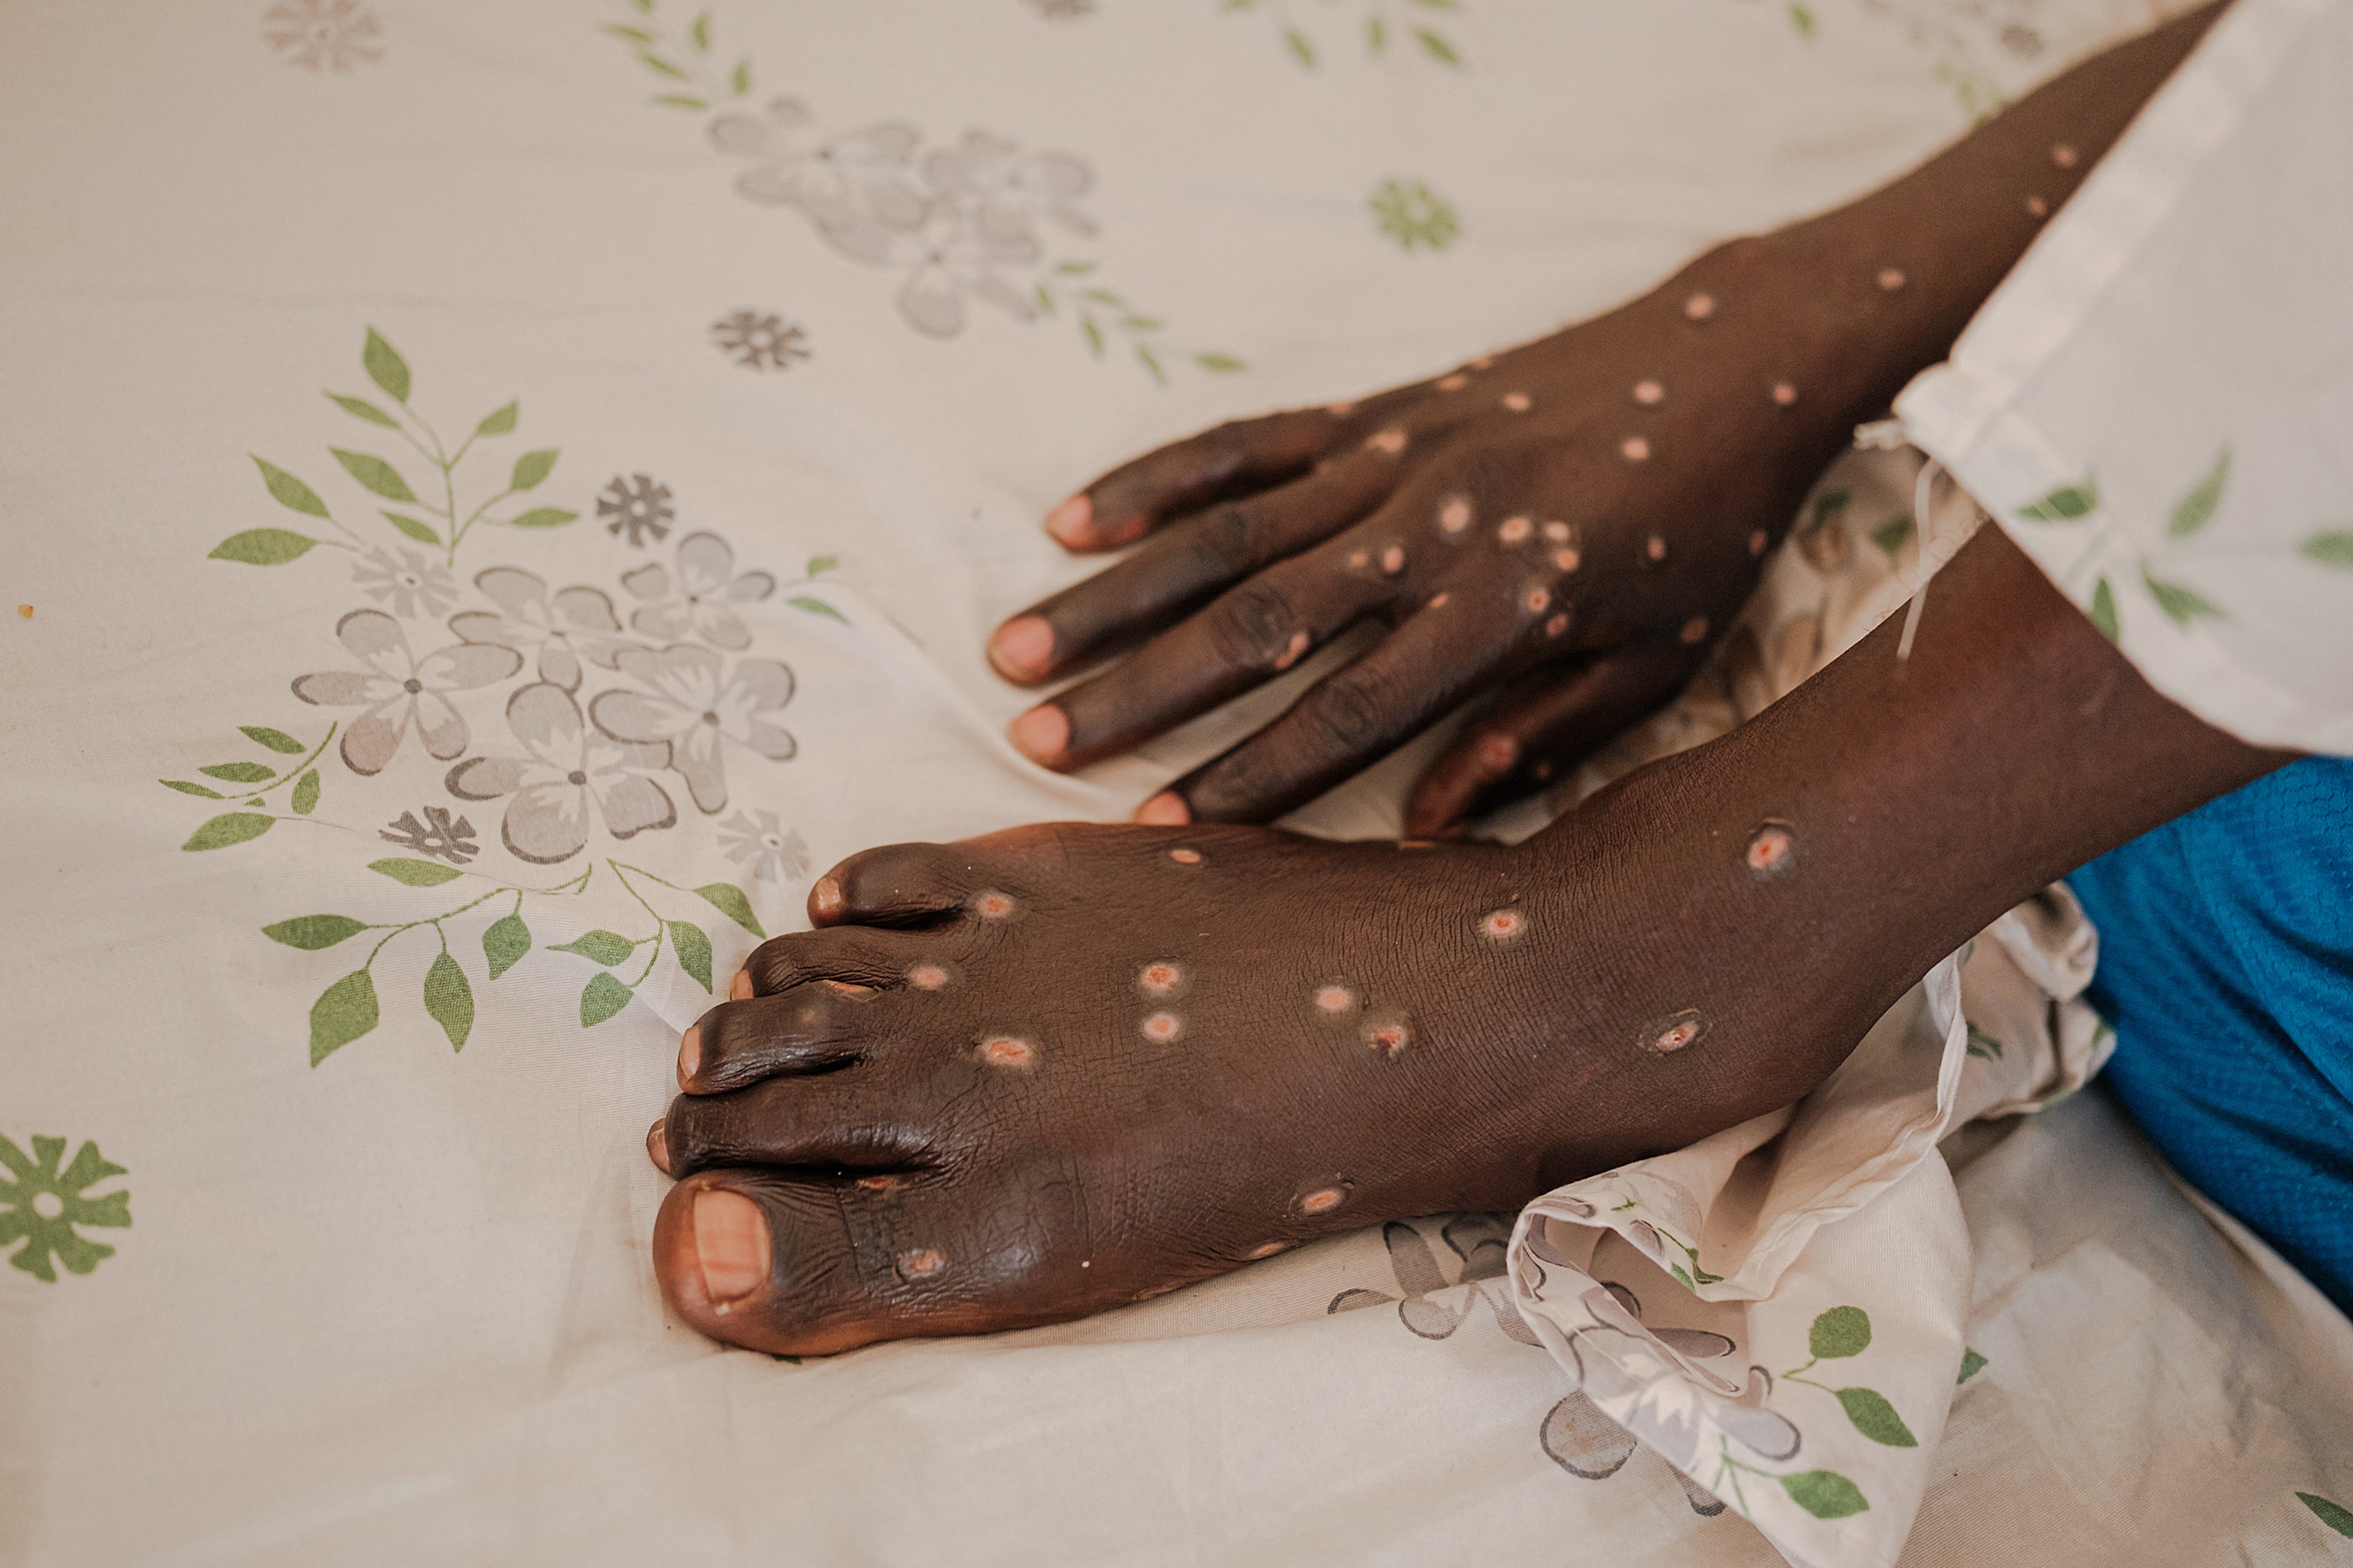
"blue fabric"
2067,755,2353,1317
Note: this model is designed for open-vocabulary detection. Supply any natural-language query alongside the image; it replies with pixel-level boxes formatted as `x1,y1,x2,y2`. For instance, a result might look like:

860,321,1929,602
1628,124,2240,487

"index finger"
1046,406,1347,551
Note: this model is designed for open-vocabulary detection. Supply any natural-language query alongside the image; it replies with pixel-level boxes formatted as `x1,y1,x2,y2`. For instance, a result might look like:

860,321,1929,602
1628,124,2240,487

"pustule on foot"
1140,1010,1184,1043
1644,1009,1708,1054
895,1247,948,1282
1136,960,1186,997
1313,983,1358,1015
974,889,1018,920
1362,1019,1411,1058
978,1035,1036,1069
1744,820,1797,876
1479,907,1528,940
908,962,952,990
1295,1180,1355,1216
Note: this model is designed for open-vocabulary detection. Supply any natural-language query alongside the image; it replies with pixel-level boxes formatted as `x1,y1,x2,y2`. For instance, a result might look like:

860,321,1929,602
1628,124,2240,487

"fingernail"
730,970,753,1001
1009,703,1071,764
1135,791,1192,826
1045,495,1093,547
646,1118,671,1175
692,1188,771,1305
811,876,844,920
678,1025,702,1086
989,615,1056,681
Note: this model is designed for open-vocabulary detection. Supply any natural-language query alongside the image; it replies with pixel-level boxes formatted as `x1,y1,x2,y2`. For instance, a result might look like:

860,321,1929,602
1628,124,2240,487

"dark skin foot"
986,2,2232,835
648,528,2290,1355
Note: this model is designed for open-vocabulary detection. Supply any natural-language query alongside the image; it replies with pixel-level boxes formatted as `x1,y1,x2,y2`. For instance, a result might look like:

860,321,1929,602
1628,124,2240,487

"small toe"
661,1067,946,1177
682,987,878,1094
810,842,986,929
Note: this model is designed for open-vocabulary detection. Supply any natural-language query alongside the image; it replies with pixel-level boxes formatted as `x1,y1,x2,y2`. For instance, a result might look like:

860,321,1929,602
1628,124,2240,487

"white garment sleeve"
1894,0,2353,755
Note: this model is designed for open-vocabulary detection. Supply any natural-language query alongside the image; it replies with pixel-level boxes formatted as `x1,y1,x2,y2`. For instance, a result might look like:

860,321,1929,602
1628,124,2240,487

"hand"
989,238,1868,832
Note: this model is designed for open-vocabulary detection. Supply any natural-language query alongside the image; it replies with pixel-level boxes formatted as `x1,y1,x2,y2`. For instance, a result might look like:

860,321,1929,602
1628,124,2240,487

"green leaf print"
689,11,711,49
1957,1348,1989,1385
309,969,380,1065
362,326,412,403
474,400,519,436
200,761,276,784
332,449,421,504
1869,515,1914,563
2300,532,2353,566
183,812,274,851
804,555,838,576
484,913,531,980
731,58,751,95
604,23,655,43
1196,353,1247,373
209,528,320,565
1834,1387,1918,1447
263,914,369,950
253,456,332,518
370,857,463,888
0,1135,130,1282
506,508,578,529
511,449,559,491
1809,1305,1871,1359
160,779,224,798
424,951,475,1052
2298,1493,2353,1539
581,971,635,1027
669,920,715,992
694,882,766,938
2017,478,2099,522
384,512,441,544
789,594,848,624
291,769,321,813
240,725,306,754
1779,1470,1869,1519
1965,1021,2004,1061
1669,1260,1697,1290
2088,577,2119,641
551,930,637,966
2141,565,2222,626
1284,26,1315,65
327,392,401,428
1789,2,1817,36
1414,27,1460,64
2167,448,2229,538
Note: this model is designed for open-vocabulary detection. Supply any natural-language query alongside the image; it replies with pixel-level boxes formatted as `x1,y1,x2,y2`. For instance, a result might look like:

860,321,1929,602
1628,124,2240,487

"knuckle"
1178,501,1261,576
1204,578,1297,669
1297,670,1390,753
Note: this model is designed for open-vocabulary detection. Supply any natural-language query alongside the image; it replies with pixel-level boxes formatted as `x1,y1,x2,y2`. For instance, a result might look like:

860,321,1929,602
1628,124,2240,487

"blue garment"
2067,755,2353,1317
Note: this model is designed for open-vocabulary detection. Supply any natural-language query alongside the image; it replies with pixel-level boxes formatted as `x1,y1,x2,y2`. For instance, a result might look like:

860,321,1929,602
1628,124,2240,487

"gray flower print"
446,683,677,864
896,135,1095,338
711,309,811,371
291,609,521,775
597,474,675,547
262,0,384,72
709,101,929,267
380,805,478,865
448,566,625,691
719,809,809,883
619,532,776,651
353,546,458,619
589,645,796,814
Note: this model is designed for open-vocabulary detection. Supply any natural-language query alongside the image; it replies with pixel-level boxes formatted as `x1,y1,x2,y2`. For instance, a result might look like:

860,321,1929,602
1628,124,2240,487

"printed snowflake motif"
711,309,812,371
597,474,676,548
261,0,385,73
1369,179,1460,253
719,809,811,883
1,1135,131,1283
379,805,479,865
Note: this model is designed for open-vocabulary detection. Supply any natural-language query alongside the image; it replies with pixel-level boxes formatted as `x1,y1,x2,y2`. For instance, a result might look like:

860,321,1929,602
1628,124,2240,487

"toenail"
1044,496,1093,548
1543,521,1571,543
1381,545,1405,574
1680,615,1709,643
1525,588,1550,615
730,970,753,1000
692,1188,771,1306
1168,847,1202,865
1684,292,1715,321
991,615,1056,681
1138,960,1184,995
1621,436,1651,462
1480,908,1527,940
1297,1182,1354,1216
647,1118,671,1175
678,1027,702,1083
895,1247,948,1282
1010,703,1071,763
979,1035,1036,1069
908,962,951,990
1744,820,1797,876
811,877,844,919
1247,1241,1292,1259
1274,629,1311,670
1501,392,1531,413
974,890,1018,919
1141,1010,1184,1043
1437,373,1468,391
1748,529,1769,556
1772,382,1798,406
1545,612,1568,637
1363,1020,1410,1057
1645,535,1667,562
1498,516,1532,544
1477,733,1519,774
1634,379,1665,405
1438,495,1472,534
1367,427,1407,455
1314,984,1357,1014
1644,1008,1709,1054
1136,792,1191,826
1878,267,1907,292
1553,549,1580,574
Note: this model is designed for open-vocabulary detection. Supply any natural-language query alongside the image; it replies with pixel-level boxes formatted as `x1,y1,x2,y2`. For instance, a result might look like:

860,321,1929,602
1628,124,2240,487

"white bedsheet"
5,2,2351,1564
